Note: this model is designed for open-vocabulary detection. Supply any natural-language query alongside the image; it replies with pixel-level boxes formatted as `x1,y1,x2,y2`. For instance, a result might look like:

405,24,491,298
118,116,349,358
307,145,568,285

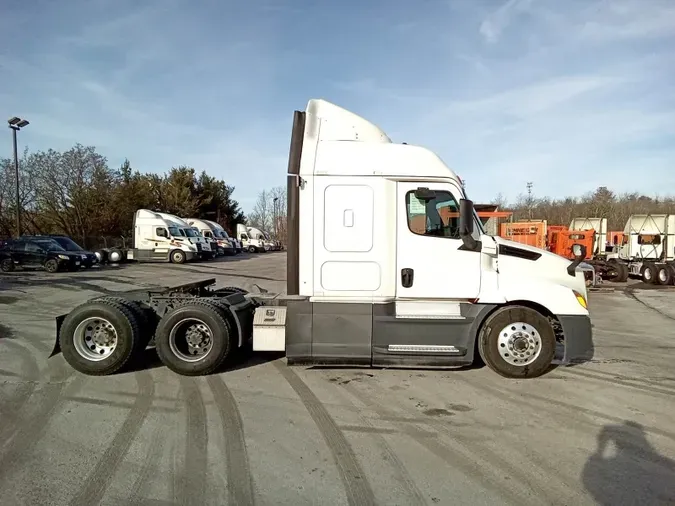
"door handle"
401,268,414,288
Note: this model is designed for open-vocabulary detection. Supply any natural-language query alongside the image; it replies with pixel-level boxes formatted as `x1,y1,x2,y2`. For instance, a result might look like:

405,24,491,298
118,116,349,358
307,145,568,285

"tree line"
493,186,675,231
0,143,247,249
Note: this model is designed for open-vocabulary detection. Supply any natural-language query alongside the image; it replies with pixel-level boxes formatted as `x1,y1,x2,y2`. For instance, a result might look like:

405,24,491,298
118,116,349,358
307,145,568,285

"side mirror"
567,244,588,276
414,187,436,201
459,199,478,250
571,243,587,260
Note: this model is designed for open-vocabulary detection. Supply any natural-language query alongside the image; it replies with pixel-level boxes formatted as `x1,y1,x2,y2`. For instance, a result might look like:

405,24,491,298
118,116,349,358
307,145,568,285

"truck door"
152,227,171,260
372,182,483,367
395,181,481,301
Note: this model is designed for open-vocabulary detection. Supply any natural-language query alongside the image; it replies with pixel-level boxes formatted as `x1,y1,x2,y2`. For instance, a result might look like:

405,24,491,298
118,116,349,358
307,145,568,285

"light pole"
8,116,29,237
273,197,279,238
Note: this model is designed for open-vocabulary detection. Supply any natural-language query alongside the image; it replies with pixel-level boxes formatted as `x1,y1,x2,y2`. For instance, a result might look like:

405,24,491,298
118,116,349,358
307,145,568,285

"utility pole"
526,181,533,220
7,117,30,237
273,197,279,238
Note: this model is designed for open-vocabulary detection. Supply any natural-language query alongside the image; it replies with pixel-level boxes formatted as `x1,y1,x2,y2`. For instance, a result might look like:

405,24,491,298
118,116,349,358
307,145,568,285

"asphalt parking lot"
1,252,674,505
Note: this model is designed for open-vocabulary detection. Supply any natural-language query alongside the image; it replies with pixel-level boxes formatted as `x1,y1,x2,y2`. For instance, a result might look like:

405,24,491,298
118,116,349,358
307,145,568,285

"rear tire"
92,296,158,349
59,299,141,375
155,300,234,375
656,264,673,286
640,262,657,284
478,305,556,379
617,262,629,282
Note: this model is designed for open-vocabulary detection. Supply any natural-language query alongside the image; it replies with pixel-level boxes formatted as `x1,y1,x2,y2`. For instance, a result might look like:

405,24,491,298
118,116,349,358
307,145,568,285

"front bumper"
559,314,594,364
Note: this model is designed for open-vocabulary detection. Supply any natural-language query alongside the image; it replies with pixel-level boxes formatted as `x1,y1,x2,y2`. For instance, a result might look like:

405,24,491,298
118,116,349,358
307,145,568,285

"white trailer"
52,99,593,379
618,214,675,285
126,209,199,263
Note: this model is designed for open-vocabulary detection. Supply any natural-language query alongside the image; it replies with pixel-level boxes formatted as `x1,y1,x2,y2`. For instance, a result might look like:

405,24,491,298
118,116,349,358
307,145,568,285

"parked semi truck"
185,218,234,256
126,209,199,263
50,99,593,379
156,212,214,260
237,224,266,253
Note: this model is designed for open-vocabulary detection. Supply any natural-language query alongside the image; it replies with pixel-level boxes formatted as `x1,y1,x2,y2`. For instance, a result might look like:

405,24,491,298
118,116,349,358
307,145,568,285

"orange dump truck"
548,228,595,260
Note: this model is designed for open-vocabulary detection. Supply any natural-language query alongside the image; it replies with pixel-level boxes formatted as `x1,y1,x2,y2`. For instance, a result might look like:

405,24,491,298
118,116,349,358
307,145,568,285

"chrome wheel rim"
497,322,542,366
169,318,214,362
73,317,118,361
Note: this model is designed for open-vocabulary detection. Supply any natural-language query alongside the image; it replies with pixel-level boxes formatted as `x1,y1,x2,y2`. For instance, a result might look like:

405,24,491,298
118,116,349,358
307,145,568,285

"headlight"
58,254,69,260
573,290,588,309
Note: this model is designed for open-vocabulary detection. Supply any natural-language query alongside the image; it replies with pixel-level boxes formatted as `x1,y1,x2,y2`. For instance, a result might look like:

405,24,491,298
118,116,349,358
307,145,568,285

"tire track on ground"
207,375,255,506
127,417,166,506
274,362,376,506
177,377,208,506
0,339,41,446
558,368,675,397
68,371,155,506
0,374,86,483
340,379,538,506
624,289,675,322
460,376,675,444
324,381,427,506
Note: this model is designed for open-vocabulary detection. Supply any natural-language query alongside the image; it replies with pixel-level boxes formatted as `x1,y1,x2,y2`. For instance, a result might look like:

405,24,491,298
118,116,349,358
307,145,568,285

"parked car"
23,235,98,268
0,238,84,273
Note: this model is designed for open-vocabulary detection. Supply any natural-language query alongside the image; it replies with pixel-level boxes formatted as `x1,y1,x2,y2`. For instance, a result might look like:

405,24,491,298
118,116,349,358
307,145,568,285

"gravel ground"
0,252,673,505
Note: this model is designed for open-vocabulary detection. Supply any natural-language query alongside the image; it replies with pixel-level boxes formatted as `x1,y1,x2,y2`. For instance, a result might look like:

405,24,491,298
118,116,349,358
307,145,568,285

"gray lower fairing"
284,300,497,367
283,300,594,368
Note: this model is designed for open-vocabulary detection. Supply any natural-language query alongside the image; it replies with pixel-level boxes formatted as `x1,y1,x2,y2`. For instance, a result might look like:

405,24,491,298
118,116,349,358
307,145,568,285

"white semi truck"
156,212,214,260
126,209,199,263
185,218,234,256
618,214,675,284
51,99,593,379
237,224,266,253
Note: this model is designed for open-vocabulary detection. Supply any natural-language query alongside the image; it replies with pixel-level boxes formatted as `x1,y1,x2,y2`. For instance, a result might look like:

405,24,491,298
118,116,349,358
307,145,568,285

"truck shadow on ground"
123,349,285,375
582,421,675,505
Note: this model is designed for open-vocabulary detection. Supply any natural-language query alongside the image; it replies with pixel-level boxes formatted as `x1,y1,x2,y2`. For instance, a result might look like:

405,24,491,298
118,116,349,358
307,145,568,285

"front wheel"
44,259,60,273
248,246,257,253
171,249,187,264
478,305,556,379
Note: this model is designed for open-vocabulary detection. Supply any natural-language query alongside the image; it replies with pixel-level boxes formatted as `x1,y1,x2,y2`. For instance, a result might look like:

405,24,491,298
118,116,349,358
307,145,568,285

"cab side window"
156,228,168,238
406,190,460,239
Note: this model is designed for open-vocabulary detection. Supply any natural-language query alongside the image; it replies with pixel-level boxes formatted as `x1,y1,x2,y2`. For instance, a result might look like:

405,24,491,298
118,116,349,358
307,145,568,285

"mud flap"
559,314,594,364
50,314,66,357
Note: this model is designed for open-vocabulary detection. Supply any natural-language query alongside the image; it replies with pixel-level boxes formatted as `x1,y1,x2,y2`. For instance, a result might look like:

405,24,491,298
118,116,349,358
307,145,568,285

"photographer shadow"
582,420,675,505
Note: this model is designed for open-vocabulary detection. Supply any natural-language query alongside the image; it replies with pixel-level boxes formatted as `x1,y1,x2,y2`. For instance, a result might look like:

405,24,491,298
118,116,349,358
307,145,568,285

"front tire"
171,249,187,264
59,299,141,375
478,305,556,379
248,245,257,253
44,259,59,273
154,300,234,375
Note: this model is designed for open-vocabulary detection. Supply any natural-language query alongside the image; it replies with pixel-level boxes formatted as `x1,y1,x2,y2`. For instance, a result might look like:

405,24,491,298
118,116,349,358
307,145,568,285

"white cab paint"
293,98,590,319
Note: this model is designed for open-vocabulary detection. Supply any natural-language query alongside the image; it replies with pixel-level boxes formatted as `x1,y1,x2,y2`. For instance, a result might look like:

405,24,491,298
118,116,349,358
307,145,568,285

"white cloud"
479,0,535,43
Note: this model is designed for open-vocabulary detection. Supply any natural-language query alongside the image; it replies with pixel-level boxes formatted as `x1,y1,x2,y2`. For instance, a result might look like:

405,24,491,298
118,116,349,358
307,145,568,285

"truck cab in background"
237,224,265,253
185,218,230,256
156,212,213,260
128,209,198,263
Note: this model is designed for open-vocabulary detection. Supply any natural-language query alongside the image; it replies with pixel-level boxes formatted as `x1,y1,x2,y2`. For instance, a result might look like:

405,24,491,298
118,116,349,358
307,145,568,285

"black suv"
0,238,84,273
25,235,98,268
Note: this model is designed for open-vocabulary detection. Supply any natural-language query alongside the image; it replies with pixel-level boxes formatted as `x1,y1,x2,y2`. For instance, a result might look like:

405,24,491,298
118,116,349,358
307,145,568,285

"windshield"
184,228,199,237
168,226,181,237
36,240,65,251
53,237,84,251
219,230,230,238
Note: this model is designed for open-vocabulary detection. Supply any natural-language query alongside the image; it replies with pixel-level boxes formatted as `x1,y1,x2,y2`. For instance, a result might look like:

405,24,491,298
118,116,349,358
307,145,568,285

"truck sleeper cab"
52,99,593,380
252,99,594,378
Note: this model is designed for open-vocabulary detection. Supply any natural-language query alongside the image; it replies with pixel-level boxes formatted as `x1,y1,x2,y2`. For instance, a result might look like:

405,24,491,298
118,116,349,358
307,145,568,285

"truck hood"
491,235,588,297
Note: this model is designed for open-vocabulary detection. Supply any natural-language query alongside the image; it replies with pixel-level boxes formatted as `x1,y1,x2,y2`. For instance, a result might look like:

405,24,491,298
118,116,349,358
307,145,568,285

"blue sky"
1,0,674,212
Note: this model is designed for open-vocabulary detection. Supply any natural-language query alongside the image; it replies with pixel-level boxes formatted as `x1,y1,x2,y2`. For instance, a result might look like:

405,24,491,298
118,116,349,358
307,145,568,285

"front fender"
498,278,589,316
